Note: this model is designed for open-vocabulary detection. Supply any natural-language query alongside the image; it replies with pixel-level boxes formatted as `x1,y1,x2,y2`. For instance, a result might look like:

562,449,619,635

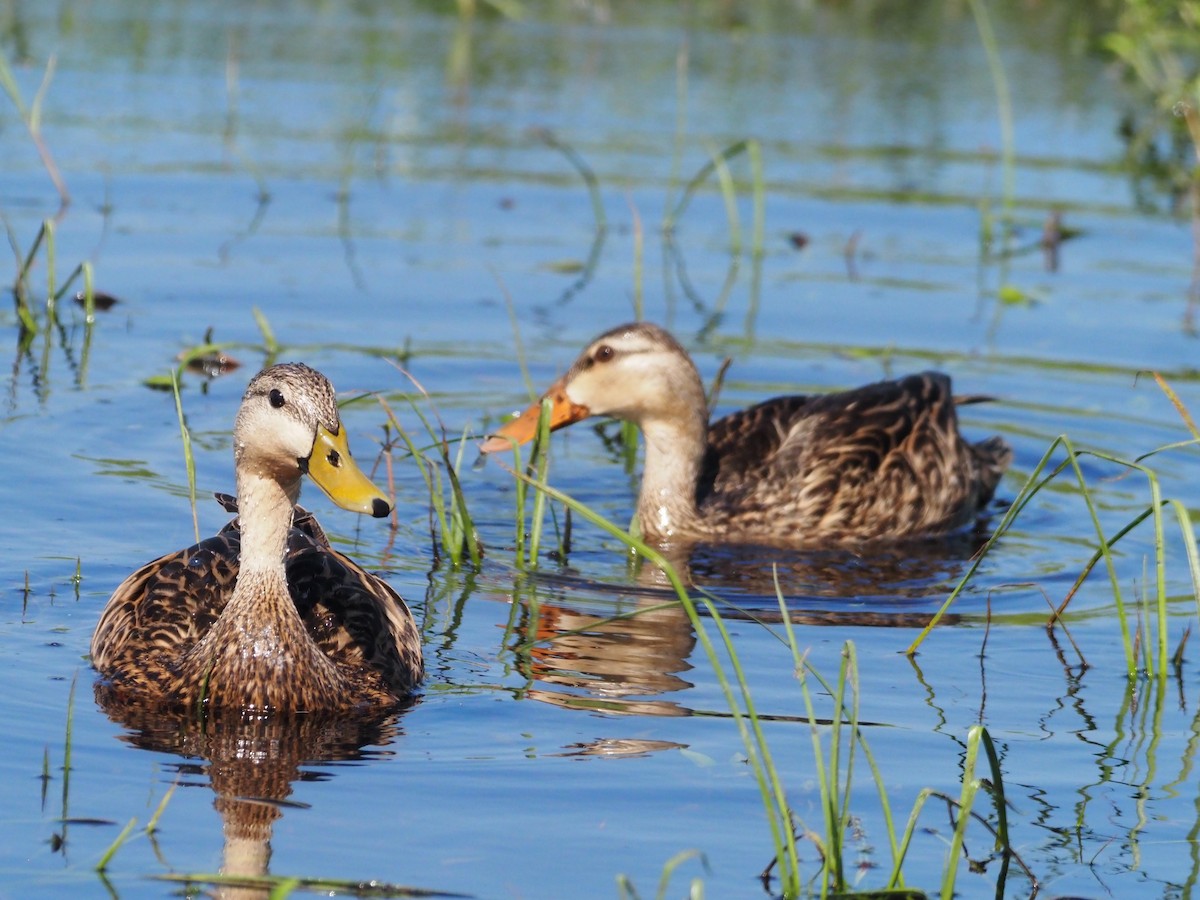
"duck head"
480,322,706,452
235,363,391,518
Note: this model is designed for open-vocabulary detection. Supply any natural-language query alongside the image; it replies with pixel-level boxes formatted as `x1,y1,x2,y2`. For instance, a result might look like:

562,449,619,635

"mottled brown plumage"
91,363,423,714
482,322,1011,545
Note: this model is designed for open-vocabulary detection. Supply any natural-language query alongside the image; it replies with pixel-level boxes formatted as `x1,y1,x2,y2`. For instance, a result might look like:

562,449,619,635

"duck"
480,322,1011,545
90,362,423,714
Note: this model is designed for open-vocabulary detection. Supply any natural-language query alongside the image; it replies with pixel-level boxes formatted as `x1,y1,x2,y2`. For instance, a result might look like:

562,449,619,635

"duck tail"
972,435,1013,503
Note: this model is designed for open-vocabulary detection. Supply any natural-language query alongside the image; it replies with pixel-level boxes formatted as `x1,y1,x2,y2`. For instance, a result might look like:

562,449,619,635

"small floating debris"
73,290,120,311
539,258,586,274
181,351,242,379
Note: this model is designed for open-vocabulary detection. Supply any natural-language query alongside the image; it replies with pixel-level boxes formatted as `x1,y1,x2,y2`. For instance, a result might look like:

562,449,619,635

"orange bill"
479,381,590,453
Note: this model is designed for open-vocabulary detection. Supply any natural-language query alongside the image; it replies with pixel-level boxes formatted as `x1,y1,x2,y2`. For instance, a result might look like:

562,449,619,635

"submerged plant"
3,217,100,400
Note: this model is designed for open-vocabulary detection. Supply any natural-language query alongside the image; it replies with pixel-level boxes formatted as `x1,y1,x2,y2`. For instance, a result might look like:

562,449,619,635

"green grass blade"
94,817,138,873
252,306,279,357
145,781,177,835
526,397,555,568
663,139,752,233
170,370,200,543
61,672,77,824
708,144,741,258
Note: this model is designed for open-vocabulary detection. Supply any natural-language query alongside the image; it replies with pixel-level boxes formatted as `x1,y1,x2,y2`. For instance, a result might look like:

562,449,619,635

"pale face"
561,326,703,426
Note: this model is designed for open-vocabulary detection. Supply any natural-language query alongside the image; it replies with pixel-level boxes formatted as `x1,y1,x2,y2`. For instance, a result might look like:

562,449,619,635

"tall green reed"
170,370,200,543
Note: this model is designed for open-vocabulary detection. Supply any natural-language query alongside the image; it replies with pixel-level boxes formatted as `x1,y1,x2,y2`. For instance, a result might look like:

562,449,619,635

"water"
2,1,1199,897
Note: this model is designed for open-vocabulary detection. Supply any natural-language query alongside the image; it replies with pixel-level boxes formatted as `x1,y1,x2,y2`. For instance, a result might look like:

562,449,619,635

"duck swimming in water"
481,322,1011,545
91,362,423,713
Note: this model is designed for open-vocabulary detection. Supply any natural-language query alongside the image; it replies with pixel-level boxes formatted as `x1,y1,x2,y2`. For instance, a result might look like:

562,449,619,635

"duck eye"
268,389,286,408
595,344,614,363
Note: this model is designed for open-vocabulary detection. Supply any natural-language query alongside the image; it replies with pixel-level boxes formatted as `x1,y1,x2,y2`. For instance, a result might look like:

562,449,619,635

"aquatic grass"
662,139,764,249
489,398,562,569
377,365,482,569
910,379,1200,678
7,218,96,348
500,279,535,399
0,49,69,212
170,369,200,543
662,139,766,329
966,0,1015,236
882,726,1036,898
629,193,645,323
772,570,1029,897
533,129,607,307
498,468,801,890
52,672,77,855
217,35,272,265
500,468,1019,897
144,782,177,836
144,305,281,391
525,397,555,566
617,848,707,900
95,818,139,873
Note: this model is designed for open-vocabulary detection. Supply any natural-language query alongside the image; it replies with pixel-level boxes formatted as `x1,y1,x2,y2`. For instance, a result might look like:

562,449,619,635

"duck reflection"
95,694,414,898
647,527,987,622
515,597,697,719
510,532,980,727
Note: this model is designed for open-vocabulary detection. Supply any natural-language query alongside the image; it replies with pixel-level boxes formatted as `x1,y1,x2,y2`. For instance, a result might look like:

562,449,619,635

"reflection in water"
515,598,697,719
649,526,989,616
96,694,414,898
508,530,985,727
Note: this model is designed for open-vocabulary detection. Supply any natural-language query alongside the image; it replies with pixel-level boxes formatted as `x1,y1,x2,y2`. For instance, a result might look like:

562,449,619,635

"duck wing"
284,534,424,698
699,372,1011,540
89,529,241,678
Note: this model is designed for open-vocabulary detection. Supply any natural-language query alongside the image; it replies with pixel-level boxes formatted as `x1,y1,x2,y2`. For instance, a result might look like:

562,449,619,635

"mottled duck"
91,363,423,713
481,322,1011,545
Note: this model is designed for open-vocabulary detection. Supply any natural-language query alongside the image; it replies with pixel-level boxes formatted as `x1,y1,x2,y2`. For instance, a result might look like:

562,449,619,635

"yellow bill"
306,425,392,518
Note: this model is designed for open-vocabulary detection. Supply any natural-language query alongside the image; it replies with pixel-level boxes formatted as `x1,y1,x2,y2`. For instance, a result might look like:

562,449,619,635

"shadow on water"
92,697,423,898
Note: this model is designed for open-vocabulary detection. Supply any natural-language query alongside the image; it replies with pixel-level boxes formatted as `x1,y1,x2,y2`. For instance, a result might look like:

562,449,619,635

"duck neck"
234,470,298,573
181,469,344,710
636,409,708,542
221,469,311,644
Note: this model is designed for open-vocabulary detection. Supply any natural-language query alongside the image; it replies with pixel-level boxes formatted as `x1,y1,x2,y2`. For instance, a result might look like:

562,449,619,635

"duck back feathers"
699,372,1011,542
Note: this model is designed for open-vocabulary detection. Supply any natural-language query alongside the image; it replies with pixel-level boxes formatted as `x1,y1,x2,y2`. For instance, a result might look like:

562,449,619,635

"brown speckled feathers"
698,373,1011,541
91,495,422,711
